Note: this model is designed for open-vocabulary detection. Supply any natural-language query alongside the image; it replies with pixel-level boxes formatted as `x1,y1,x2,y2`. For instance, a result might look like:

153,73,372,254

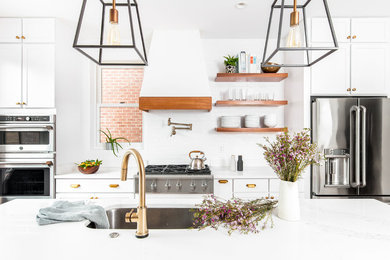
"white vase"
278,180,300,221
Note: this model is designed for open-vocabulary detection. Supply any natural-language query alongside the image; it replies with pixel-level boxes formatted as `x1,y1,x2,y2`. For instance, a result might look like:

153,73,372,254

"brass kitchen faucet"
121,149,148,238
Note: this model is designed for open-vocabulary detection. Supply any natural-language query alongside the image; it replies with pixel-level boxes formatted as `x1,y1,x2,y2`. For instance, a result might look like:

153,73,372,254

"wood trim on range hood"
139,97,212,112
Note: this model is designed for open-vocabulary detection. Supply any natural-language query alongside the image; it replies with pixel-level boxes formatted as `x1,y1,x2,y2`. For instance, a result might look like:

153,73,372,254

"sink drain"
109,232,120,238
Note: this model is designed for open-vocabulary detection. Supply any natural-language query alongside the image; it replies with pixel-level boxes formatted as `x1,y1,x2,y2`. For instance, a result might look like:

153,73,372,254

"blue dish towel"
36,201,109,229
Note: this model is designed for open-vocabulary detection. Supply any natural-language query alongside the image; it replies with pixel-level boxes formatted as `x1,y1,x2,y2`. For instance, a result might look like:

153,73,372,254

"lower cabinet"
214,179,233,199
55,178,134,199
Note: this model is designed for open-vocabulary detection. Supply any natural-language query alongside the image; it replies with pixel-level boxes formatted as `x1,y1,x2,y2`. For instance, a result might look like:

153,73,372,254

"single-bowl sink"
87,207,196,229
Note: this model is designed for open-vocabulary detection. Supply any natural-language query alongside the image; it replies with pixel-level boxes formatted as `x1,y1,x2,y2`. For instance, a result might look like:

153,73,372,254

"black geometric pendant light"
262,0,338,67
73,0,148,66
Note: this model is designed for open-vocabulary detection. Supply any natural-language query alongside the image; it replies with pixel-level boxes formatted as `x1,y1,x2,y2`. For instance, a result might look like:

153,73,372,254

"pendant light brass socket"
109,8,119,24
290,11,299,26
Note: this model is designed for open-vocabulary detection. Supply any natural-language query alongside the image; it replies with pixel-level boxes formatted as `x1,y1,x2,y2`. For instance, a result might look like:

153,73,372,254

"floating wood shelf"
216,127,287,133
139,97,212,112
215,100,288,107
215,73,288,82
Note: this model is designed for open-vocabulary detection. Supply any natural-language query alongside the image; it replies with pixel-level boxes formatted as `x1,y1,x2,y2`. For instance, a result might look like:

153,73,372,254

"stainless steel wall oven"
0,115,56,203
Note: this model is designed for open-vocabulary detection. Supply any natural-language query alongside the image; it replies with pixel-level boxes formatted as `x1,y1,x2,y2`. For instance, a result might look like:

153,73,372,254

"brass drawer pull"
352,35,356,39
109,184,119,188
218,180,228,184
16,36,20,39
246,184,256,188
70,184,80,188
21,36,26,39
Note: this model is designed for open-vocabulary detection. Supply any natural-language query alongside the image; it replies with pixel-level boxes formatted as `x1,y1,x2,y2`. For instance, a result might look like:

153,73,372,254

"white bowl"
221,116,241,128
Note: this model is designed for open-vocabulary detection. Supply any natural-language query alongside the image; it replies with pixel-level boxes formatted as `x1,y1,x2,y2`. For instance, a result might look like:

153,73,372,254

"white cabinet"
351,44,388,95
214,179,233,199
55,178,135,199
351,18,389,43
233,179,268,199
311,18,351,43
311,43,350,95
0,18,22,43
0,44,22,107
22,18,55,43
22,44,55,108
0,18,55,108
310,18,389,96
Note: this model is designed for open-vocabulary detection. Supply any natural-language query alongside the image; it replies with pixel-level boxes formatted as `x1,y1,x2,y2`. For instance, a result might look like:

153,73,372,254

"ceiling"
0,0,389,38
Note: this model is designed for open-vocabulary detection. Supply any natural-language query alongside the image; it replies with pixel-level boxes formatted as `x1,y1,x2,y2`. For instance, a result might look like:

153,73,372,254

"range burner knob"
190,181,196,191
176,181,182,190
150,180,157,191
201,181,208,191
165,180,171,190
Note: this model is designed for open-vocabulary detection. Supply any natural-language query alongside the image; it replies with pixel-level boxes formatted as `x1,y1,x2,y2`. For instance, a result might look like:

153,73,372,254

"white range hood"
139,30,212,111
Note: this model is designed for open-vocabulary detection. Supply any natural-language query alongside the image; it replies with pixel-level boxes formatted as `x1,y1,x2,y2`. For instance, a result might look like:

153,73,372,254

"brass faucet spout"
121,148,148,238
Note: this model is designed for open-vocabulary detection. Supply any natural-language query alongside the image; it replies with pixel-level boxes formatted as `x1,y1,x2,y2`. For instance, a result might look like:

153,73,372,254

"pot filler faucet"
121,148,149,238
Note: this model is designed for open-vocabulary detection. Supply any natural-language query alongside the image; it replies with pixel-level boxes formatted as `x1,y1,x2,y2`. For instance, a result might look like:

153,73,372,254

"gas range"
135,164,213,194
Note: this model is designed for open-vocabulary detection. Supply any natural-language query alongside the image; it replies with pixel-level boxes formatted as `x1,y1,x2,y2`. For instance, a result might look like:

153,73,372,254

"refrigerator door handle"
350,105,360,188
360,105,367,188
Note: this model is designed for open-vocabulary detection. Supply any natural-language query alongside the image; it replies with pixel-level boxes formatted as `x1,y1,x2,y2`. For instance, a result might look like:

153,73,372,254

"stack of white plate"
244,115,260,128
221,116,241,128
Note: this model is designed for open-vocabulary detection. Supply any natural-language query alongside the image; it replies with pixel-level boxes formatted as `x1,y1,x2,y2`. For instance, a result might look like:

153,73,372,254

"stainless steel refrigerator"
311,97,390,202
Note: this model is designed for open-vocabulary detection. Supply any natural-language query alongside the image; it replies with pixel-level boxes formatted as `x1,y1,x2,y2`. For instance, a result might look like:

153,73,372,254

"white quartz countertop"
1,198,389,260
55,166,278,179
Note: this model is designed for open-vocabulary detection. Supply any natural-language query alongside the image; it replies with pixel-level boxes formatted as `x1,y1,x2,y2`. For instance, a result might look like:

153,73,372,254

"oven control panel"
0,116,51,122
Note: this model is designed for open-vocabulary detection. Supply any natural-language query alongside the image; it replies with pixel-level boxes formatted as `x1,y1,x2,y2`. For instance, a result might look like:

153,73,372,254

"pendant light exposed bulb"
108,0,120,45
286,0,302,47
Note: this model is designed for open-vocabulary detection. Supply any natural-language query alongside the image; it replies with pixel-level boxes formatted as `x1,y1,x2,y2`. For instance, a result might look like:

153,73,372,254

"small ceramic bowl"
78,165,100,174
261,62,281,73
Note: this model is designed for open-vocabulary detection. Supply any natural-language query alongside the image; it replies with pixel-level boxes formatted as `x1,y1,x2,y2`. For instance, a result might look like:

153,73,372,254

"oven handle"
0,161,54,167
0,125,54,130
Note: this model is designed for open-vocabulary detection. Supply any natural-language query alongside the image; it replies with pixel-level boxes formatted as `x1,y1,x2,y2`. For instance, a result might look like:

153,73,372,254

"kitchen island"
0,198,389,260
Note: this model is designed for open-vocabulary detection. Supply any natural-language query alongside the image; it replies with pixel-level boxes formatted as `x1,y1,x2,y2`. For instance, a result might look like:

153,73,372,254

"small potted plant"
259,129,321,221
76,159,102,174
100,128,130,157
223,55,238,73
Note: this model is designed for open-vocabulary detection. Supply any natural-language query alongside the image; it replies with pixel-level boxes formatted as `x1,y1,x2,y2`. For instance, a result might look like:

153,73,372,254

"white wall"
1,0,389,173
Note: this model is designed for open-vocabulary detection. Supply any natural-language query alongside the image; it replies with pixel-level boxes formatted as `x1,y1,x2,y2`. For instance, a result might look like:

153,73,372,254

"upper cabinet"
311,18,389,96
0,18,55,108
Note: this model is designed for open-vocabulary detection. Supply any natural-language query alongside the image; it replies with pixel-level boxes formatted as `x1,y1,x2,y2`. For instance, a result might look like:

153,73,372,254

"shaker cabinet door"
351,18,389,43
22,18,55,43
22,44,55,108
351,44,388,95
311,43,351,95
0,18,22,43
0,44,22,107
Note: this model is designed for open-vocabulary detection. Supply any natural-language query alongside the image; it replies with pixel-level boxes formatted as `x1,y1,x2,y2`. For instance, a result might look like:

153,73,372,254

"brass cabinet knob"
347,88,351,91
95,197,98,199
218,180,228,184
347,35,351,39
109,184,119,188
90,197,94,199
352,35,357,39
21,36,26,39
70,184,80,188
16,36,20,39
352,88,356,91
270,196,275,199
16,102,21,105
265,196,269,199
246,184,256,188
22,102,26,105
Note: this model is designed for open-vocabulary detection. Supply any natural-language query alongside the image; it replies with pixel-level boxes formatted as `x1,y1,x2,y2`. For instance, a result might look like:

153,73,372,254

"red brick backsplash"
100,68,143,143
101,68,144,104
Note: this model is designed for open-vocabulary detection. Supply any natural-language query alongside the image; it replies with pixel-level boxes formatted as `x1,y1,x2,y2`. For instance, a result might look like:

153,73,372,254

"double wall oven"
0,115,56,203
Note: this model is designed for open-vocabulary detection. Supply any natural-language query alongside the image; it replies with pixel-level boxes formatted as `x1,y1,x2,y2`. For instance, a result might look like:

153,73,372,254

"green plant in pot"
223,55,238,73
100,128,130,157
